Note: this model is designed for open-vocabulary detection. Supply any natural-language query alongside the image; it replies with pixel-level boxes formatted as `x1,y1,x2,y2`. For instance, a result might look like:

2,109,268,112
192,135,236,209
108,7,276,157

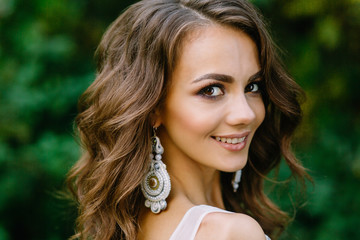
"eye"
199,85,224,98
245,82,261,93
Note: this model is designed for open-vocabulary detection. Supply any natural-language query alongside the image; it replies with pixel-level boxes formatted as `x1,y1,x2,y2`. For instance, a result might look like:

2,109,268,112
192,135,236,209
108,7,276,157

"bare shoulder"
195,212,267,240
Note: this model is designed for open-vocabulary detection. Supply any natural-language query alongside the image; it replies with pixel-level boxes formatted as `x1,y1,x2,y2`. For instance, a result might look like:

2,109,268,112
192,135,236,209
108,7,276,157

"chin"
218,161,247,173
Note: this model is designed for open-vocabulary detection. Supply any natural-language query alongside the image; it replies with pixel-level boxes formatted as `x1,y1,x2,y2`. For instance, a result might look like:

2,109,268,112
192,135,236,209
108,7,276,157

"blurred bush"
0,0,359,239
254,0,360,239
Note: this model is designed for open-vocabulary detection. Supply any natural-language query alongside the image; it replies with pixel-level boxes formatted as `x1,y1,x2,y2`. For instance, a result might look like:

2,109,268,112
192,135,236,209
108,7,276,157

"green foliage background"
0,0,359,239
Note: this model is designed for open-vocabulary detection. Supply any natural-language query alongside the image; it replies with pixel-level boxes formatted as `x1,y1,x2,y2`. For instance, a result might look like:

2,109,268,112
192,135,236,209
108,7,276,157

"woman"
67,0,309,239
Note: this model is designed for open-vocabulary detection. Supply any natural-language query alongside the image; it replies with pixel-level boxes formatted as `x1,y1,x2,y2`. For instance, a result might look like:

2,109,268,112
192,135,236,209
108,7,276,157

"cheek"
252,99,266,127
164,99,219,137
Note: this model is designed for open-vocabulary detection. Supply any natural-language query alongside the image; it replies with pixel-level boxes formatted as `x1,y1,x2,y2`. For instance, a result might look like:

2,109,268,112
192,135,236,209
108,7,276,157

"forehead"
170,24,260,82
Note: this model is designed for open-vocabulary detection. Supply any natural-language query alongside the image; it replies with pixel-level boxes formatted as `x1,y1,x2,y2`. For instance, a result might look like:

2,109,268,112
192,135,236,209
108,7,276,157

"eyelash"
245,81,263,94
197,81,263,99
198,83,225,99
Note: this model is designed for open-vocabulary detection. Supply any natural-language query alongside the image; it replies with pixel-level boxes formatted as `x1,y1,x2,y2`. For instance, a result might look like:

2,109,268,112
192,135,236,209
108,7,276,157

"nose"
225,94,256,126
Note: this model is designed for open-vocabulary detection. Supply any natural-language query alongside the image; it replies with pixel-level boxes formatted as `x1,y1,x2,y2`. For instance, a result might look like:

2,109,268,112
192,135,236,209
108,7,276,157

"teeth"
215,136,245,144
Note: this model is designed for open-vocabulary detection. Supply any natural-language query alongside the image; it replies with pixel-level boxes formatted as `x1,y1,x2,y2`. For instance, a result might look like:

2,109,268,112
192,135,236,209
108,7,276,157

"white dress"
169,205,271,240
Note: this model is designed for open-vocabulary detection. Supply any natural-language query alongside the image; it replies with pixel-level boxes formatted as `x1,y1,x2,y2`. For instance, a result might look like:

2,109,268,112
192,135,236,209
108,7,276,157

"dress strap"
169,205,228,240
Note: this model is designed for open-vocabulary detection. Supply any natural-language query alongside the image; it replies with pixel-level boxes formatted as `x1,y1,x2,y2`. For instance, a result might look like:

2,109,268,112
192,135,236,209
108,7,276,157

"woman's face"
158,25,265,172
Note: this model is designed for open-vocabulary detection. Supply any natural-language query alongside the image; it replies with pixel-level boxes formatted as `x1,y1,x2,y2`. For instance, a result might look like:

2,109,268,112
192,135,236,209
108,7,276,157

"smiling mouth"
213,136,246,144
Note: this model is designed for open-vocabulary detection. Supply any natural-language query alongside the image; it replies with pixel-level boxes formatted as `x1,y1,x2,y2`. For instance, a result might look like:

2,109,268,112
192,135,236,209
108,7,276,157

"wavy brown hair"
67,0,310,239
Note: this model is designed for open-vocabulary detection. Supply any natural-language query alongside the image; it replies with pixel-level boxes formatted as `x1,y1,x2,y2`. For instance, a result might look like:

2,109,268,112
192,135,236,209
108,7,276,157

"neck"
165,154,225,209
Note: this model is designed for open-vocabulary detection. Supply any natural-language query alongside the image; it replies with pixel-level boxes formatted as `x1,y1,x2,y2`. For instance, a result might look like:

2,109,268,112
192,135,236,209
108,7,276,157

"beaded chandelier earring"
141,128,171,214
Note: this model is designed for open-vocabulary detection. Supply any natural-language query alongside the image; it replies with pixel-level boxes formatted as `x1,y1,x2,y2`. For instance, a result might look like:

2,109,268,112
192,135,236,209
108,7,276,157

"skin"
139,24,266,240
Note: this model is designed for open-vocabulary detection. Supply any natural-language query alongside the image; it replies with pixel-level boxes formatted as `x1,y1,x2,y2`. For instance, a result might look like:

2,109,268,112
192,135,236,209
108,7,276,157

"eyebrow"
192,71,262,84
192,73,234,84
249,71,262,82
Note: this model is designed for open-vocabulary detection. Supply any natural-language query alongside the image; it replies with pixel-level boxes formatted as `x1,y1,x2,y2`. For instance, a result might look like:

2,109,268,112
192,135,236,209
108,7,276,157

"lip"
212,131,250,139
211,131,250,152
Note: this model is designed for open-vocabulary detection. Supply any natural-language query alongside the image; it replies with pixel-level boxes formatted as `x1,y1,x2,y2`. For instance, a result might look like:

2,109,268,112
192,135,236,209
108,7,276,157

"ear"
150,108,162,128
